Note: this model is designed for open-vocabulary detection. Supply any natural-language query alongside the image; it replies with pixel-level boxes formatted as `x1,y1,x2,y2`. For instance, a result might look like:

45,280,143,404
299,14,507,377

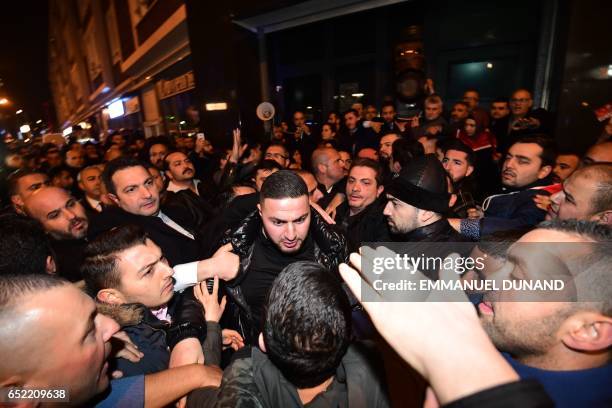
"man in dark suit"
89,157,239,290
78,165,104,217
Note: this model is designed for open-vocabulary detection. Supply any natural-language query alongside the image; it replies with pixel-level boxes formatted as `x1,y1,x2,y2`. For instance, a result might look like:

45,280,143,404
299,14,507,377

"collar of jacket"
229,207,346,259
404,218,454,241
501,175,554,193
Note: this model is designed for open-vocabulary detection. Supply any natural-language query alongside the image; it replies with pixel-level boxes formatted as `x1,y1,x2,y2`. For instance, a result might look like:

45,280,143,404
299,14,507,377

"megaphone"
256,102,275,121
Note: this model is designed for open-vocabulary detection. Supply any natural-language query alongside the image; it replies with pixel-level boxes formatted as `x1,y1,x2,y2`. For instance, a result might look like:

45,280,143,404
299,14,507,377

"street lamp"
0,98,9,105
16,109,23,114
20,124,31,133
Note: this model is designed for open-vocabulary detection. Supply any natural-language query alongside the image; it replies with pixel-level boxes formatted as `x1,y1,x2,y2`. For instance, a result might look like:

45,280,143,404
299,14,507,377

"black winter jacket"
221,208,348,342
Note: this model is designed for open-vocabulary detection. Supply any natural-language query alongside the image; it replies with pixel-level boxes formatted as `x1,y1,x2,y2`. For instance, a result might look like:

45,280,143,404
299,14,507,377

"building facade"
48,0,195,140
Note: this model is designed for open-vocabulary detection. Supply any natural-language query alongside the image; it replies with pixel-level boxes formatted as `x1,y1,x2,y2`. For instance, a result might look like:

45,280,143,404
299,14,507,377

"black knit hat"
387,154,450,213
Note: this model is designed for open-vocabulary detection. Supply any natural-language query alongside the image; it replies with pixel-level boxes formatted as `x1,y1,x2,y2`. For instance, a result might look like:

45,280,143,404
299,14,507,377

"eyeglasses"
265,152,288,160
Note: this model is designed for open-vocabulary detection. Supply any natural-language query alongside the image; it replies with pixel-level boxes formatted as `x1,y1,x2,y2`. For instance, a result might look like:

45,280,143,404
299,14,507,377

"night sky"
0,2,51,127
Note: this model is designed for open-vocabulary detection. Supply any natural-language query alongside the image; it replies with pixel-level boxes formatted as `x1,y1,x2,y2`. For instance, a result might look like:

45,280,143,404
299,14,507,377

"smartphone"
196,133,205,141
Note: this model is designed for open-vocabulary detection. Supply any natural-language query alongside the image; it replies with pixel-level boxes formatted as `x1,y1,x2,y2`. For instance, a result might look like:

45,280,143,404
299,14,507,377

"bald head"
583,142,612,166
0,274,118,404
25,187,89,240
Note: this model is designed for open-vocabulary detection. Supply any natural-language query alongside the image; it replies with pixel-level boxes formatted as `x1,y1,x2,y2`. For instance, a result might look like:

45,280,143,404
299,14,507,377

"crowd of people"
0,86,611,407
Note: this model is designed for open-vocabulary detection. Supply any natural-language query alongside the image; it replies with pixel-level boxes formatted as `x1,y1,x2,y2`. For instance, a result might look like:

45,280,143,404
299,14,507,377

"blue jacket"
504,354,612,408
479,177,553,237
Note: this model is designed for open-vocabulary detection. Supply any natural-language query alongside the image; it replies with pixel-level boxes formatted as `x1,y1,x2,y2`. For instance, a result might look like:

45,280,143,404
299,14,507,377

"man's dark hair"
263,261,351,388
0,215,55,276
0,273,68,312
7,168,48,196
81,224,149,296
391,138,424,168
453,101,469,109
162,150,182,172
441,139,476,166
145,136,171,153
102,156,147,195
513,135,556,168
343,108,359,118
350,158,384,186
264,142,289,158
40,143,59,157
381,101,395,111
48,165,72,181
256,159,283,173
538,219,611,242
260,170,308,203
492,97,509,105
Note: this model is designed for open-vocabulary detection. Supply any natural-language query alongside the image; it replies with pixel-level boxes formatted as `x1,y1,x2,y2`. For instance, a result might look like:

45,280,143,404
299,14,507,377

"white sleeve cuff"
172,261,199,292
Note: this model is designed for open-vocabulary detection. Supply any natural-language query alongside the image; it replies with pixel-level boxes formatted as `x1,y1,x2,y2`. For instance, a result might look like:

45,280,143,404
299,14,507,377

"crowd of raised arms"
0,86,611,407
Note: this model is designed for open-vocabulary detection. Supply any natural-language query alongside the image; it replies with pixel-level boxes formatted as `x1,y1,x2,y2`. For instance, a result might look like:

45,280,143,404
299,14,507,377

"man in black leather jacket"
222,170,348,345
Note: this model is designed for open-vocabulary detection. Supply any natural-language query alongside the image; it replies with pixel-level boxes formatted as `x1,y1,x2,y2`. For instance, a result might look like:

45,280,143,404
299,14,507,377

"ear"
466,165,474,178
592,210,612,225
97,288,127,305
78,181,85,191
560,311,612,353
257,203,262,218
317,163,325,175
392,161,401,174
108,193,120,206
258,332,267,353
0,375,24,389
46,256,57,274
165,171,175,181
537,165,552,179
419,209,436,224
376,185,384,197
449,193,457,208
10,194,23,208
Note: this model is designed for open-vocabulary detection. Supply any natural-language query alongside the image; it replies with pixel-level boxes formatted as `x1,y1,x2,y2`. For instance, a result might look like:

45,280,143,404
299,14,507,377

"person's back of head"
391,137,425,172
0,215,55,276
263,261,351,388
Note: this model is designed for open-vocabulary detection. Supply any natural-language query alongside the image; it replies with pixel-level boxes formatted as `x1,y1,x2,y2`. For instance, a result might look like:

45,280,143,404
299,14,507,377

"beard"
479,306,572,359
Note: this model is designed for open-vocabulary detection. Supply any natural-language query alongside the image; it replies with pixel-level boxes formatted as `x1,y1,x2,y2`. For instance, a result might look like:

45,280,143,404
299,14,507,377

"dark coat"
221,209,348,343
335,197,390,253
99,289,209,377
338,126,379,155
214,344,390,408
88,206,204,266
480,179,552,237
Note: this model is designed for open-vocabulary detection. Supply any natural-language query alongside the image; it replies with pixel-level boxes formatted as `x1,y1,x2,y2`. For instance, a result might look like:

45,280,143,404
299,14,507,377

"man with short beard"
164,150,219,210
477,220,612,408
2,168,49,215
24,187,89,281
222,170,347,345
449,136,556,240
90,157,240,284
